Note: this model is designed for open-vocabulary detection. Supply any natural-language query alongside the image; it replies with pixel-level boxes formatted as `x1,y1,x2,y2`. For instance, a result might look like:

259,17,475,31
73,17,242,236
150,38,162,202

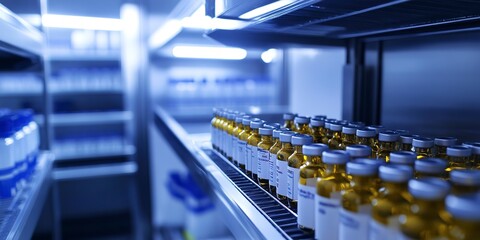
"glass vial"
276,131,295,203
257,127,274,190
339,125,357,150
412,137,434,159
389,151,417,167
287,134,313,211
346,144,372,160
445,194,480,240
414,158,448,179
446,146,472,172
377,131,400,162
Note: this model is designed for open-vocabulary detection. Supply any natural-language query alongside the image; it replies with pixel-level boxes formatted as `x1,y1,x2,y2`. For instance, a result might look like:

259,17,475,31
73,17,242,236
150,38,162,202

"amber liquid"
371,182,412,227
287,145,306,211
400,199,450,239
247,129,261,181
269,138,282,195
258,135,273,190
237,126,251,171
296,123,310,134
328,131,342,150
377,141,397,162
415,147,433,159
276,142,294,203
357,136,377,158
339,133,356,150
298,155,325,232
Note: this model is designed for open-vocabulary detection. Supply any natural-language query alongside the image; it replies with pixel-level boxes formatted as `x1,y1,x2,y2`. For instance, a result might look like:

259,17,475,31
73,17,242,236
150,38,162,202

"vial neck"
325,163,346,174
281,142,293,149
383,182,408,194
297,123,309,133
332,131,341,139
307,156,323,165
379,141,396,149
284,120,294,129
412,198,445,218
293,145,303,154
350,175,375,190
342,133,355,141
244,126,251,132
261,135,273,142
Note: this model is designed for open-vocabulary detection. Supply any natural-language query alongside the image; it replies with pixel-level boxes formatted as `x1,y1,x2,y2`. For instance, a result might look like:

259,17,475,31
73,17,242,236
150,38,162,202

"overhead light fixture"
172,45,247,60
261,48,278,63
239,0,295,20
149,20,183,49
42,14,123,31
181,5,248,30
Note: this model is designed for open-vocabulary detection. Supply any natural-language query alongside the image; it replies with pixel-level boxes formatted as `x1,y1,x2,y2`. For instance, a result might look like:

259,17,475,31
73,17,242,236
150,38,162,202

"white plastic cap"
242,118,252,126
279,131,296,142
259,127,274,136
342,126,357,134
414,158,447,174
408,178,450,200
447,145,472,157
330,123,343,131
379,165,413,182
291,134,313,146
356,128,376,138
311,118,325,127
446,194,480,221
303,143,328,156
354,158,385,168
283,113,295,121
378,131,400,142
450,169,480,186
390,151,417,165
412,137,434,148
322,150,350,164
273,128,289,138
347,162,378,176
250,120,264,129
467,143,480,155
434,137,457,147
367,125,384,134
400,134,419,144
294,116,310,124
346,145,372,158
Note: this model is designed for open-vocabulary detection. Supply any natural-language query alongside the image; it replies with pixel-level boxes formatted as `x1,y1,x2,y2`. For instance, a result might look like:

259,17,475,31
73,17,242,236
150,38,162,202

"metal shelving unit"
55,145,136,161
0,152,54,240
51,111,133,126
154,107,312,240
53,161,137,181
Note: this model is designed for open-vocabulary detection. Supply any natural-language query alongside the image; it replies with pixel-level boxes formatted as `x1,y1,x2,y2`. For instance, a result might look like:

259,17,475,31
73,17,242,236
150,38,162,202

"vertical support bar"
343,39,364,121
362,41,383,125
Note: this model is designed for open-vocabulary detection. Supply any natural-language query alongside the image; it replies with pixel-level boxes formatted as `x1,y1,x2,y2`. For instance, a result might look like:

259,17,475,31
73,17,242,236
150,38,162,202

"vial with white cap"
0,115,16,198
211,108,219,150
268,128,287,195
370,165,413,240
445,194,480,240
283,113,296,131
287,134,313,211
399,178,450,239
356,128,378,158
467,143,480,169
339,162,379,240
220,111,231,155
294,116,310,134
232,115,249,166
323,118,337,144
257,127,274,190
353,158,384,190
346,145,372,159
315,150,351,240
434,137,457,159
377,131,400,162
389,151,417,166
399,134,419,152
225,113,237,161
309,118,326,143
449,169,480,195
247,120,264,181
415,158,448,179
328,123,344,150
446,145,472,172
237,117,252,171
412,137,434,159
339,125,358,150
12,114,27,188
297,143,328,233
276,131,295,203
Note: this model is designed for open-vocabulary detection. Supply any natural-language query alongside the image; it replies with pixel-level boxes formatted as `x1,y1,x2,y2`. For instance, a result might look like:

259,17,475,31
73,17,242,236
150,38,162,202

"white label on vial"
276,160,288,196
369,218,402,240
251,146,258,174
269,153,277,186
246,144,252,171
226,134,232,157
287,167,299,200
232,137,238,161
297,183,316,229
257,149,270,180
237,140,246,165
315,192,342,240
339,205,372,240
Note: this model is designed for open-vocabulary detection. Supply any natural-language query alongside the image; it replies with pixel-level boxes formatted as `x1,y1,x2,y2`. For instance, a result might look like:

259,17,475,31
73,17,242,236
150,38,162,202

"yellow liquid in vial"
287,145,306,211
399,199,450,239
258,135,273,190
232,122,244,166
247,129,261,180
269,137,282,194
415,147,433,159
357,136,377,158
276,142,294,203
296,123,310,134
446,156,470,172
298,155,325,233
377,141,397,162
310,126,326,143
339,133,355,150
328,131,342,150
237,125,251,171
226,119,235,161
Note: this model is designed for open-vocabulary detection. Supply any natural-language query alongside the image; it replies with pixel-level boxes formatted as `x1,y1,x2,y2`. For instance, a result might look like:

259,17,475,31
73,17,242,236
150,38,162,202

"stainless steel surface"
0,152,54,240
52,161,138,181
51,111,133,126
154,107,295,240
55,144,136,161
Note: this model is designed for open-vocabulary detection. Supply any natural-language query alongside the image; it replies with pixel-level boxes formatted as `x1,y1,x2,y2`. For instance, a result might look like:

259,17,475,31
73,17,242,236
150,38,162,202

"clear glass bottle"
309,118,326,143
377,131,400,162
225,113,236,161
356,128,378,158
294,116,310,134
346,144,372,160
283,113,296,131
247,120,264,181
269,128,287,195
353,158,385,191
445,194,480,240
276,131,295,203
389,151,417,167
297,143,328,233
257,127,274,190
399,178,451,239
287,134,313,211
211,108,219,150
467,143,480,169
339,125,357,150
370,165,413,240
415,158,448,179
446,146,472,172
216,110,226,154
434,137,458,160
315,150,351,240
237,118,252,171
328,123,343,150
220,111,231,156
322,121,332,144
339,161,379,240
399,134,419,152
449,169,480,195
412,137,434,159
232,115,249,167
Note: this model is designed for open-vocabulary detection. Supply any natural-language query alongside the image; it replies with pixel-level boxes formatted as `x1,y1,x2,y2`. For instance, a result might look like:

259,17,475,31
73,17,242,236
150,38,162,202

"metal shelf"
154,107,311,240
55,145,136,161
0,152,54,240
0,4,43,57
51,111,133,126
52,161,138,181
49,52,120,62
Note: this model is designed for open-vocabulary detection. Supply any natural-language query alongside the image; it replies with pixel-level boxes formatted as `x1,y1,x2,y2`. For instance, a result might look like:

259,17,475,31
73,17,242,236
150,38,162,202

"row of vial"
211,109,480,240
0,109,40,198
